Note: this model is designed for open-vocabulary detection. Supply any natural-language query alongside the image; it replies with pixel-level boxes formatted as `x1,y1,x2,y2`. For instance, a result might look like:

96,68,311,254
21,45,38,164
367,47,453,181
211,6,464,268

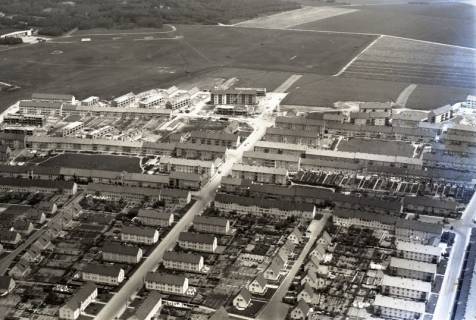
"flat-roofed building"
121,226,159,245
389,257,436,282
211,88,257,106
82,264,125,286
381,275,431,301
231,164,288,185
162,251,204,273
178,232,217,253
373,294,425,319
242,151,300,171
254,141,307,156
214,193,316,221
32,93,75,103
112,92,136,108
428,104,455,123
59,283,97,320
396,241,442,263
136,209,174,227
193,215,230,235
145,272,188,295
127,292,162,320
102,242,142,264
3,114,45,127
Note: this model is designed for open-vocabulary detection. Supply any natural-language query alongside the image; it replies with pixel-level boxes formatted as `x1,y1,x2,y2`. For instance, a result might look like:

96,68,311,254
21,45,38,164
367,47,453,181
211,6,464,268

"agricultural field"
295,3,476,48
38,154,142,173
342,36,476,88
0,24,374,111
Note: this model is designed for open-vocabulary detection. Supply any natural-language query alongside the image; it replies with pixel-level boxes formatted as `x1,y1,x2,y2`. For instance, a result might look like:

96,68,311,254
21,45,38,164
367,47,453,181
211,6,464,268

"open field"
342,36,476,88
0,25,374,111
38,154,142,172
234,6,357,29
295,3,476,48
336,138,415,157
281,74,475,109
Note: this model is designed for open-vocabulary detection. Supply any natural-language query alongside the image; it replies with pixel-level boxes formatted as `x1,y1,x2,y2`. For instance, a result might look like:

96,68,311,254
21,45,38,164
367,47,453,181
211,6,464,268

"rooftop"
374,294,425,314
121,226,158,238
193,215,229,227
232,163,288,175
178,232,216,245
82,263,123,277
381,275,432,293
163,251,203,264
396,241,442,257
102,242,141,256
63,282,97,311
145,272,187,286
390,257,437,274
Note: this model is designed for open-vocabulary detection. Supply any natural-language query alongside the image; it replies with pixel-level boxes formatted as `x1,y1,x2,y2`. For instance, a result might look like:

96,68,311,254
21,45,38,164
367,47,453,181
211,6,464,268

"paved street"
433,193,476,320
258,215,329,320
94,93,282,320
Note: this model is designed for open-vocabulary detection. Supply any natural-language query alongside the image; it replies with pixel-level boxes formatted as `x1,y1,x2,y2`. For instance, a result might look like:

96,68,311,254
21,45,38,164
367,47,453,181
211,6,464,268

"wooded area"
0,0,300,36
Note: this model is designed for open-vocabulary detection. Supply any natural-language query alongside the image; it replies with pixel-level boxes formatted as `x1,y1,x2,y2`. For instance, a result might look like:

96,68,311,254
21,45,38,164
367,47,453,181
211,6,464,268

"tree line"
0,0,300,36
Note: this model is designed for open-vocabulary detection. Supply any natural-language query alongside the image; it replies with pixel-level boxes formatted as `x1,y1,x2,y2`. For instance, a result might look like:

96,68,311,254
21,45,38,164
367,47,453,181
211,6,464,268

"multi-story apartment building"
381,275,431,300
112,92,136,108
127,292,162,320
210,88,258,106
396,241,442,263
193,215,230,235
428,104,455,123
59,121,84,137
389,257,436,282
177,232,217,253
158,156,216,177
102,242,143,264
231,164,288,185
162,251,204,273
82,264,125,286
145,272,189,295
373,294,425,320
59,283,97,320
121,226,159,245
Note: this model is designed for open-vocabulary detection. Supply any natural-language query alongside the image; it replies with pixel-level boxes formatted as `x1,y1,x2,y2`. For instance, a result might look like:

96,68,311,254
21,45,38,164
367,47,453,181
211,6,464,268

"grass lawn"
38,153,141,172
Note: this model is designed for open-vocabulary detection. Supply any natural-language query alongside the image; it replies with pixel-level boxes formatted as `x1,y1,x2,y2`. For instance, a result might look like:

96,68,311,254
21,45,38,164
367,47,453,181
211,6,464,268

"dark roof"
189,130,239,142
176,143,226,153
64,282,97,310
137,209,173,220
32,93,74,101
211,88,257,95
160,188,190,199
0,230,20,241
209,307,230,320
0,177,74,189
178,232,216,245
214,193,315,212
82,264,123,277
102,242,141,256
122,226,157,238
333,208,400,225
145,272,186,286
395,219,443,235
194,215,229,227
169,171,203,181
253,273,267,287
295,300,310,314
236,288,252,303
163,251,203,264
404,196,458,211
132,292,163,320
0,276,14,290
19,100,63,109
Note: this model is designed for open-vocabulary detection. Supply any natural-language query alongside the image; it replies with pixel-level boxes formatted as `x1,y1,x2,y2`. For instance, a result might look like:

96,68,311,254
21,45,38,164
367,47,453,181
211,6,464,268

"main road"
94,94,282,320
433,192,476,320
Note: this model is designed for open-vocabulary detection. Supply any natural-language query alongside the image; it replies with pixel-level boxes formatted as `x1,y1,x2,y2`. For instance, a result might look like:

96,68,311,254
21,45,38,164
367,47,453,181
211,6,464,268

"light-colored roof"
396,241,442,257
122,226,157,238
254,141,307,152
374,294,425,314
305,149,421,166
178,232,216,245
113,92,135,103
129,292,162,320
242,151,300,163
160,156,214,168
390,257,437,274
63,282,97,311
381,275,431,293
232,163,288,175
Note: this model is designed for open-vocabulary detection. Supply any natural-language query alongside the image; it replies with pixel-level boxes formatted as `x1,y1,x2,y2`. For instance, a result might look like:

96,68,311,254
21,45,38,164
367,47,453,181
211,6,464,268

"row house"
403,196,458,217
422,151,476,172
381,275,431,301
85,184,162,205
136,209,174,227
395,219,442,244
389,257,436,282
59,283,97,320
189,130,241,148
174,143,226,161
428,104,456,123
263,127,321,147
102,242,143,264
391,110,427,128
274,116,324,132
396,241,442,263
214,193,316,221
141,142,176,157
127,292,162,320
82,264,125,286
373,294,425,320
193,215,230,235
359,102,393,113
159,188,192,207
241,151,300,171
349,111,390,126
145,272,189,295
162,251,204,273
169,171,206,190
231,164,288,185
121,226,159,245
0,177,77,195
158,156,216,177
253,141,307,157
178,232,217,253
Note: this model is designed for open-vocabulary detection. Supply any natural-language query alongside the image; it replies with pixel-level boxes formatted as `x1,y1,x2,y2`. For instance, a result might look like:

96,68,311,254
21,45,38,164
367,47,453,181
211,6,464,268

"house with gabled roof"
9,261,30,279
59,282,97,319
291,300,311,320
248,272,267,295
0,276,15,296
264,255,284,281
288,227,303,244
297,283,314,304
233,288,252,310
